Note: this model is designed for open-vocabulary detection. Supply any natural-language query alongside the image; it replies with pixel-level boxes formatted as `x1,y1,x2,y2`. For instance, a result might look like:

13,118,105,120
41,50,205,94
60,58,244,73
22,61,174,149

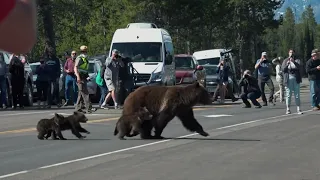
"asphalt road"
0,92,319,180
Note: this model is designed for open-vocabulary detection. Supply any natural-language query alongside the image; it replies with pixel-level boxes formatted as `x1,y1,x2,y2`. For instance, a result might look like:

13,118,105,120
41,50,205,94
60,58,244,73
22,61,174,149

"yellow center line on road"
0,105,236,135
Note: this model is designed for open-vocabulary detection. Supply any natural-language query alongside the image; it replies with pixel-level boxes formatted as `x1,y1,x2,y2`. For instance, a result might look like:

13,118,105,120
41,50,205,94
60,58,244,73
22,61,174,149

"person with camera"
213,58,230,104
74,45,96,114
254,51,275,106
102,49,124,109
281,49,302,114
306,49,320,111
238,70,262,108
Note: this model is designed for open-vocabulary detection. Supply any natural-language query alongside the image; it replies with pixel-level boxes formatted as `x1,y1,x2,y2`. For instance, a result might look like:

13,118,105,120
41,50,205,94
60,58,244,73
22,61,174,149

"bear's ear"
73,111,79,115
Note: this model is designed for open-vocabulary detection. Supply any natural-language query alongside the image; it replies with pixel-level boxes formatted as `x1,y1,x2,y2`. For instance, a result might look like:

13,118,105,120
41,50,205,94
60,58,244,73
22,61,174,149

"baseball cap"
112,49,119,54
311,49,319,56
261,52,267,56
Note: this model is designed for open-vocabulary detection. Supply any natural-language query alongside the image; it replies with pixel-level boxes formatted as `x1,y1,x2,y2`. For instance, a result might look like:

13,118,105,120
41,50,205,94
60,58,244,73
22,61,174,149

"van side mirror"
165,53,173,65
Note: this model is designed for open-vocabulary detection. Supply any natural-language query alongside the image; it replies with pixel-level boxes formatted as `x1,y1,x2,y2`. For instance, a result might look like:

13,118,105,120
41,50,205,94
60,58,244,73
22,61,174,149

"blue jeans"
0,76,7,106
65,74,77,103
309,80,320,107
285,77,300,107
99,85,108,106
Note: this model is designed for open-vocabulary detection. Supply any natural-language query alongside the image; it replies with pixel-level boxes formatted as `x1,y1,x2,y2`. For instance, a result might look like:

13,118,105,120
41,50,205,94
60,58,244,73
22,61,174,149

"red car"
174,54,206,86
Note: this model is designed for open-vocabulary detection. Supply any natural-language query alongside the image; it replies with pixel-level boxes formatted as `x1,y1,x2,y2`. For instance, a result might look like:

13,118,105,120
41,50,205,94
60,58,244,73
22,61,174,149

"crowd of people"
233,48,320,115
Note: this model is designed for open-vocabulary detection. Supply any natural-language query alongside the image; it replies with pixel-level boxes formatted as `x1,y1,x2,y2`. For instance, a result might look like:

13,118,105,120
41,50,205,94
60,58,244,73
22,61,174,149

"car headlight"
183,77,193,83
152,72,162,82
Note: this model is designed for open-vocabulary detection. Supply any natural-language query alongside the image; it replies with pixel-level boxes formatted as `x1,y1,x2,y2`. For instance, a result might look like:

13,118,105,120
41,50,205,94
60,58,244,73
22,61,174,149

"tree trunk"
38,0,56,55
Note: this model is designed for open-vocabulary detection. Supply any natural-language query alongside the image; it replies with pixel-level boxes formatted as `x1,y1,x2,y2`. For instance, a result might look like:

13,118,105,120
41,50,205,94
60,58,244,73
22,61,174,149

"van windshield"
111,42,162,62
196,57,220,65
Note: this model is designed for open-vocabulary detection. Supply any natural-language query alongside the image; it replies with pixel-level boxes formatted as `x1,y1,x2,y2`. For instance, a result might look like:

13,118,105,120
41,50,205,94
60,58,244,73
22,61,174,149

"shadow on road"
167,137,261,141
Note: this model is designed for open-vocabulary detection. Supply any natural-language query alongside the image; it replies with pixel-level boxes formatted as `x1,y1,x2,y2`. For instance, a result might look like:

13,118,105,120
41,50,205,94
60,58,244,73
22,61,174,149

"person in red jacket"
0,0,37,54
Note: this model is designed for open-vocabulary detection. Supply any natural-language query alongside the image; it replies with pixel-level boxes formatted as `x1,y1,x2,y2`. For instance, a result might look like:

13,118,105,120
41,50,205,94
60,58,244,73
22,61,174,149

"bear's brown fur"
37,113,65,140
114,106,153,140
46,111,90,140
122,82,212,139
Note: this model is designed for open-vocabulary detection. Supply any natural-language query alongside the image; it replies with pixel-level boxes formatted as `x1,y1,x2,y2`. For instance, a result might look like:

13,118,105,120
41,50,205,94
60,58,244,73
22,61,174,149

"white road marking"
205,114,233,118
0,109,313,179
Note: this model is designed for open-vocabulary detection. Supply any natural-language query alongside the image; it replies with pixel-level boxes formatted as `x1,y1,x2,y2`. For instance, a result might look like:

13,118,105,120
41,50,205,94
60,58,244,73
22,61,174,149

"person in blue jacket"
35,58,49,108
44,48,61,108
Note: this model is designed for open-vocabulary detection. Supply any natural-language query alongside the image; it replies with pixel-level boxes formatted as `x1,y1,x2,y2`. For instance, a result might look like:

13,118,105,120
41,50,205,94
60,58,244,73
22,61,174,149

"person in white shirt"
272,57,284,103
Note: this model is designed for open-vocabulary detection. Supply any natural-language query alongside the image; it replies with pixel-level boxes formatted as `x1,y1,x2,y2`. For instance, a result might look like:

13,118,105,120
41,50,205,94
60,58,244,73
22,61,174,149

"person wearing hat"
254,51,275,106
35,57,49,108
63,50,78,106
306,48,320,110
101,49,124,109
74,45,96,113
272,56,284,103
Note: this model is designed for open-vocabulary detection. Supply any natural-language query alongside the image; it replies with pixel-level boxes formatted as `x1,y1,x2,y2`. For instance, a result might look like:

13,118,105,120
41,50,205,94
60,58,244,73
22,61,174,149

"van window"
111,42,162,62
164,42,174,65
175,56,195,70
196,57,220,65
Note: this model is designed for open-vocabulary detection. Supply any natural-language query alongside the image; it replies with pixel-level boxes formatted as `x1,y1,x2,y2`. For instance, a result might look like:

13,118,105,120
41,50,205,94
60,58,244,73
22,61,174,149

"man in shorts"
103,49,124,109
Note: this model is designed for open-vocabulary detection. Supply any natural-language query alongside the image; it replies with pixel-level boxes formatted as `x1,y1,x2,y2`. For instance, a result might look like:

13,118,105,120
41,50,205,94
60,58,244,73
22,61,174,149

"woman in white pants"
272,57,284,103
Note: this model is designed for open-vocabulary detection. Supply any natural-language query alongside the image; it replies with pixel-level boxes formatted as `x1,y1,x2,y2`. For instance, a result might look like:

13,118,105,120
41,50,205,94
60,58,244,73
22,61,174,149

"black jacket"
306,58,320,81
238,75,261,94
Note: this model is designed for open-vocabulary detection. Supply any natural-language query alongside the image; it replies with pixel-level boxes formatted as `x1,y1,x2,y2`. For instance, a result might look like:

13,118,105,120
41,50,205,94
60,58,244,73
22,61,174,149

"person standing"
102,49,124,109
0,53,7,109
74,45,96,113
306,49,320,110
272,57,284,103
9,54,25,109
63,50,77,106
238,70,262,108
35,58,49,108
213,58,229,104
282,49,302,114
254,51,275,106
44,48,61,108
96,63,108,108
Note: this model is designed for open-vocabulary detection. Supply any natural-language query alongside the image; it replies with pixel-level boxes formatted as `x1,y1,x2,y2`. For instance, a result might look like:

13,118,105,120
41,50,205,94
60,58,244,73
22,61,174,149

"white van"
108,24,175,88
193,49,236,76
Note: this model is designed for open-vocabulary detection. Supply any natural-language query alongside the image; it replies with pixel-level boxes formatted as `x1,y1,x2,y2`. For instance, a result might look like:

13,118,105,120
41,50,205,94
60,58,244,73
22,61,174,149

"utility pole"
101,5,107,55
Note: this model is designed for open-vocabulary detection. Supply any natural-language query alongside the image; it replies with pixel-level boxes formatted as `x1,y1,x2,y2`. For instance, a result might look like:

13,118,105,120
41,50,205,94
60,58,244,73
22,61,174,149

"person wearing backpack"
96,64,108,109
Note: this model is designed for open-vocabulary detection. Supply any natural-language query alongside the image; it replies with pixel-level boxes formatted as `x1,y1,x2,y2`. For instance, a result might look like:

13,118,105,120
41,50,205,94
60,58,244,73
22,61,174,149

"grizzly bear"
122,82,212,139
37,113,65,140
46,111,90,140
114,106,153,140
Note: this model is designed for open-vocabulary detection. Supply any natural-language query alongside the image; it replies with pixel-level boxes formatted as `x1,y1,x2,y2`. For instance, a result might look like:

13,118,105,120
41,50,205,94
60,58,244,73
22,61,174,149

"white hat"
261,52,267,56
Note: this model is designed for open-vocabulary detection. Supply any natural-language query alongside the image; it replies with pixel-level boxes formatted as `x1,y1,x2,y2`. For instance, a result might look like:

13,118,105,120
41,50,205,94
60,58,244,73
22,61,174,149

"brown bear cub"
44,111,90,140
37,113,65,140
122,82,212,139
114,106,153,140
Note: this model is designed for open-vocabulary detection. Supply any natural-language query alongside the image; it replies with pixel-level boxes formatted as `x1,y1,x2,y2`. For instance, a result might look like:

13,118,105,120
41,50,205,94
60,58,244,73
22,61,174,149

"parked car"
202,64,235,98
174,54,206,87
0,51,34,107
